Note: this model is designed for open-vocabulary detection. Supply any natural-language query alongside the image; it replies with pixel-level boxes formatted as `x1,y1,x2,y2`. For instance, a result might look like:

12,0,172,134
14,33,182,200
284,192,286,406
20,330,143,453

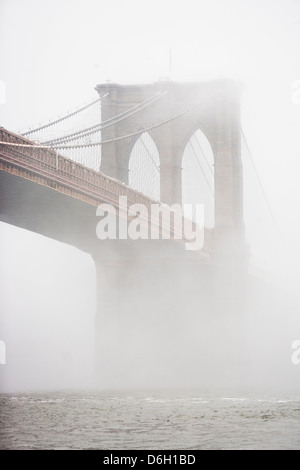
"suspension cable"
21,95,106,136
54,88,223,150
43,91,168,145
1,89,223,157
241,128,278,228
192,133,214,176
138,134,160,174
188,139,214,197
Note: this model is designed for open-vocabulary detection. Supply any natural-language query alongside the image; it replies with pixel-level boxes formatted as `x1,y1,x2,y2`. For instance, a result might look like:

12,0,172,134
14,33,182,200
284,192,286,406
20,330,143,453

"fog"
0,0,300,393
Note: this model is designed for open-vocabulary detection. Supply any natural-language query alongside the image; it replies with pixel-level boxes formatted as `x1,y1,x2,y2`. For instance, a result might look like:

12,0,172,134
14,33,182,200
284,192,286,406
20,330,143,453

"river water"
0,389,299,449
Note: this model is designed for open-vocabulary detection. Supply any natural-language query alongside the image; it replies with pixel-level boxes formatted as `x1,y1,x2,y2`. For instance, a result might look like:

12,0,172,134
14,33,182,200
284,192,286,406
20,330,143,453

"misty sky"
0,0,300,391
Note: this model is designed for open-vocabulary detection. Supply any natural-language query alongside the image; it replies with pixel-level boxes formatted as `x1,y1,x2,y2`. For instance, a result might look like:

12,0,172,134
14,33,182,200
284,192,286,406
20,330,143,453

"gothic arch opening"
182,129,214,228
129,132,160,200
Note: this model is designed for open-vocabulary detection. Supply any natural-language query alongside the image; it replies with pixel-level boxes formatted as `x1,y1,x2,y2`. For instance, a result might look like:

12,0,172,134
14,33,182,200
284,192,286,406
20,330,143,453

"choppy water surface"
0,389,299,449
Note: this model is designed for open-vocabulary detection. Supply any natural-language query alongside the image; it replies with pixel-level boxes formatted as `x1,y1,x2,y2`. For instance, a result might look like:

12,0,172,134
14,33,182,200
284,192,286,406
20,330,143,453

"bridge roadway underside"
0,169,210,262
0,170,244,386
0,170,102,253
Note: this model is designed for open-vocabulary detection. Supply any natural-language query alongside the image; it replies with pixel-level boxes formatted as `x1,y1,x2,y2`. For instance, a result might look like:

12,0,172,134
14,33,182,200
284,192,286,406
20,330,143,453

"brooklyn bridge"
0,79,252,385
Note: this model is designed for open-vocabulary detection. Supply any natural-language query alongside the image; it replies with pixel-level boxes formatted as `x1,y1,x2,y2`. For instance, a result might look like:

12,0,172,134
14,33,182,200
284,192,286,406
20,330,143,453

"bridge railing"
0,127,161,206
0,127,213,255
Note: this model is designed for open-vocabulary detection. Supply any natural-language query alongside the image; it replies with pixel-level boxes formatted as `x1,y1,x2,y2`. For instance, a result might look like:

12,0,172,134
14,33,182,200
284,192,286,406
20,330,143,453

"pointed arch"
182,129,214,228
129,132,160,200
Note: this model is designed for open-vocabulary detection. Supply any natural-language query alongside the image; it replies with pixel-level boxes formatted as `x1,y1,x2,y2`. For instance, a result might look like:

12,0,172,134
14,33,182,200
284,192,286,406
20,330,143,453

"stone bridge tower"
96,79,245,262
93,80,248,387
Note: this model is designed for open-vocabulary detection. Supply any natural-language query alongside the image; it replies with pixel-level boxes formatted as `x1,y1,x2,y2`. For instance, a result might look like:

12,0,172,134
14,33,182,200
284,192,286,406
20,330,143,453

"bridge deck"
0,127,212,257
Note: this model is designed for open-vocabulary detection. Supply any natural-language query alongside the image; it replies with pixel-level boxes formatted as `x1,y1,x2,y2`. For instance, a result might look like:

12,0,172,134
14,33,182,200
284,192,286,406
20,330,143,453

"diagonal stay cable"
138,134,160,174
192,133,214,176
188,139,214,197
241,128,278,229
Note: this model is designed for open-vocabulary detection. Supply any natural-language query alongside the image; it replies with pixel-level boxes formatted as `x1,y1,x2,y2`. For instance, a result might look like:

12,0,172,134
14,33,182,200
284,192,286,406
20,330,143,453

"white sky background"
0,0,300,390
